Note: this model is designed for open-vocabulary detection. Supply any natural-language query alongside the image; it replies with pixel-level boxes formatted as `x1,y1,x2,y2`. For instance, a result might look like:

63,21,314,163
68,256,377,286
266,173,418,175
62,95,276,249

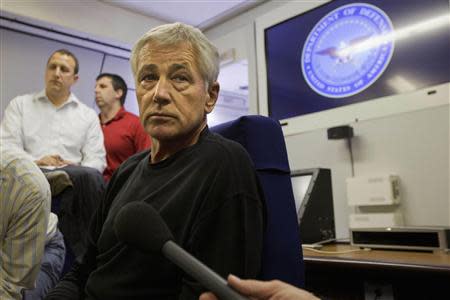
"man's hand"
199,275,320,300
35,155,74,167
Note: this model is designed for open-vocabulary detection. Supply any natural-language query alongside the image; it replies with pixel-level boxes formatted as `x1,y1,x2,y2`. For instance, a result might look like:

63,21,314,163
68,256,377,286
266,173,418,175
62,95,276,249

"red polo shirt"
100,107,151,181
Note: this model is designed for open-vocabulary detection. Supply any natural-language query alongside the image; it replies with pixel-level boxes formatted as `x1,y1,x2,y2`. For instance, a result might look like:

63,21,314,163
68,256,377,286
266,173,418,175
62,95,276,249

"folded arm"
80,116,106,173
0,97,34,162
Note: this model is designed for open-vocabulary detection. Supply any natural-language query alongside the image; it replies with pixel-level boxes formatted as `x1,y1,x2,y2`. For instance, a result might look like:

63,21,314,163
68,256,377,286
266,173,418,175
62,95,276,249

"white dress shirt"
0,90,106,172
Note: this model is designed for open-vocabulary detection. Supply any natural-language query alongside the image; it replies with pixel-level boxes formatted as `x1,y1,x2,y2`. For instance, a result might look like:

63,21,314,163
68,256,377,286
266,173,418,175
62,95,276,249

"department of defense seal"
301,3,395,98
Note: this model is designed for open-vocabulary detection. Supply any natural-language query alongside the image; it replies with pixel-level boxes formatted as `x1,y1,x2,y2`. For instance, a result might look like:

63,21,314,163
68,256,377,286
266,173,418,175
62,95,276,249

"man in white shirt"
0,49,106,171
0,49,107,263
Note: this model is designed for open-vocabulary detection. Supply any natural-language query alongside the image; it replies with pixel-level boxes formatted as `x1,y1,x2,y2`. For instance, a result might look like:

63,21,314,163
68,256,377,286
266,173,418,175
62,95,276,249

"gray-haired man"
47,23,265,300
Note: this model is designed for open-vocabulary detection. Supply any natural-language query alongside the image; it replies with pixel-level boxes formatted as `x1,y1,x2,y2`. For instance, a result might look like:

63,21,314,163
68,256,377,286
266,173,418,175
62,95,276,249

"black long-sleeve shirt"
46,128,265,300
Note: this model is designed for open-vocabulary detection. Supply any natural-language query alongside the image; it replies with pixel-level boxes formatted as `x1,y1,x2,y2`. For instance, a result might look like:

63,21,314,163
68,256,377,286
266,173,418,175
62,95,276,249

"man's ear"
205,81,220,114
116,89,124,100
73,74,79,84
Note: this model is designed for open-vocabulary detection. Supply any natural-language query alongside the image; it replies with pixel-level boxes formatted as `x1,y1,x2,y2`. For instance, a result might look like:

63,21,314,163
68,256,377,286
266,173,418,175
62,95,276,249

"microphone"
114,201,249,300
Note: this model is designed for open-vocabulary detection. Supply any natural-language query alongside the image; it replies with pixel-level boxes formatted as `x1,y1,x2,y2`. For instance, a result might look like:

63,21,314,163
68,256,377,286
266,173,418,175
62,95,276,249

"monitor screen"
256,0,449,133
291,174,313,213
290,168,335,243
265,0,449,120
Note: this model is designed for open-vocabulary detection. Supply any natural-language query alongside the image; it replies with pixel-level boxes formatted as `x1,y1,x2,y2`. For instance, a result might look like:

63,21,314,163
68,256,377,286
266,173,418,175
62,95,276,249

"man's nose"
54,67,62,77
153,78,171,104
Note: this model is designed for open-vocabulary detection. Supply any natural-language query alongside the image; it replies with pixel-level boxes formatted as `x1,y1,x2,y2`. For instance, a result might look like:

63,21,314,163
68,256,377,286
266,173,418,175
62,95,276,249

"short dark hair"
48,49,79,74
96,73,128,105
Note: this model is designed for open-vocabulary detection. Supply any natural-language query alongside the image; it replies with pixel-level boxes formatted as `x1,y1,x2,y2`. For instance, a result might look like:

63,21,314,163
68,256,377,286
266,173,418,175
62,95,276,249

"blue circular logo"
301,3,395,98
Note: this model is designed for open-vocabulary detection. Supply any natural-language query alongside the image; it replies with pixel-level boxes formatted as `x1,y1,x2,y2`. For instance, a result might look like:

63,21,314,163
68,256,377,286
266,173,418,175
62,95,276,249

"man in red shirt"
95,73,150,181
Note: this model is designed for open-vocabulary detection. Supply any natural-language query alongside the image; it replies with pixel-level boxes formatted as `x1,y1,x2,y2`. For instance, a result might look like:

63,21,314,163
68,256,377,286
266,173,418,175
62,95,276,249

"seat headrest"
210,115,290,172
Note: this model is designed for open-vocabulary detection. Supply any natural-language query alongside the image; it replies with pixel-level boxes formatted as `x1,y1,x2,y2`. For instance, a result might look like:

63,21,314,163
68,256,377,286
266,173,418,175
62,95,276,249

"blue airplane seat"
210,115,305,288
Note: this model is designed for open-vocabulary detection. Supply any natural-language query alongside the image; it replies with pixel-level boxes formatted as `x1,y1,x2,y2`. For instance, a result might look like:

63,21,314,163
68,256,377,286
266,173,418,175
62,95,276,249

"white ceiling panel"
100,0,265,29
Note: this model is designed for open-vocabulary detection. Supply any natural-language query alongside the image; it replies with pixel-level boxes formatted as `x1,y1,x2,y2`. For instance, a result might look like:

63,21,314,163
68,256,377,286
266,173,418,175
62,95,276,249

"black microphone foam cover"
114,202,174,252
